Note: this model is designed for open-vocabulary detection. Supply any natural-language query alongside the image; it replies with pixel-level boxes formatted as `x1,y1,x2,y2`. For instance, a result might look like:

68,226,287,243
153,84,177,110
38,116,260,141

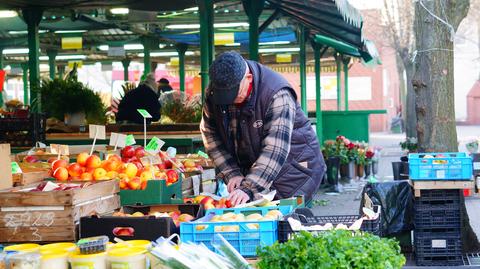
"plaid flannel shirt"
200,89,296,199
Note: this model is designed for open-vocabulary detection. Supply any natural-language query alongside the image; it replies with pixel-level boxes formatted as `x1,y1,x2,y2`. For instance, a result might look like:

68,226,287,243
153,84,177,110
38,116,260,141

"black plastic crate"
414,207,462,229
278,206,382,243
414,199,461,212
416,189,462,202
80,204,203,242
0,113,46,147
415,255,464,266
414,228,462,258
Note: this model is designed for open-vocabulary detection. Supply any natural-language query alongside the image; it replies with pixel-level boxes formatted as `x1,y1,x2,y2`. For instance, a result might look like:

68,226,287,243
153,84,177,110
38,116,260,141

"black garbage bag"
360,180,414,236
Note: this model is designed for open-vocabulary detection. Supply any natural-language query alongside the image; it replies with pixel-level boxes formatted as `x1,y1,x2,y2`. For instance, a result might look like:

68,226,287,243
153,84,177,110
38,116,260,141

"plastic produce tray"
409,152,472,180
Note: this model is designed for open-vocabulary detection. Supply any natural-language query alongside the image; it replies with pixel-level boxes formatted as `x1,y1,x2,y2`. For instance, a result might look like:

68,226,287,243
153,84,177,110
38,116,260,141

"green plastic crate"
120,177,183,206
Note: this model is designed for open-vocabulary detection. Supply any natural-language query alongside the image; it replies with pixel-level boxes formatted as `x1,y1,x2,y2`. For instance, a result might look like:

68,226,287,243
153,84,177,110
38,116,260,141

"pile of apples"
183,195,232,210
50,150,180,191
112,211,194,227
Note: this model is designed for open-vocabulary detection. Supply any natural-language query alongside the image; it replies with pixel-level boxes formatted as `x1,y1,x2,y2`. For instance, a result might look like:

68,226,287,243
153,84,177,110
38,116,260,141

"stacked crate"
414,189,463,266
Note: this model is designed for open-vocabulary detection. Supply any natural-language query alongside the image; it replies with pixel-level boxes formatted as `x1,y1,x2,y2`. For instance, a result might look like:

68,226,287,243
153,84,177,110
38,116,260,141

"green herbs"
256,230,405,269
37,77,106,124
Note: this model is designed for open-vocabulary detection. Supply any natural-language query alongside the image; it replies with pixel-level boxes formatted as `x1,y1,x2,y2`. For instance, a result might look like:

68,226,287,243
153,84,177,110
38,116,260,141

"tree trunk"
404,60,417,139
395,55,407,132
413,0,477,252
412,0,465,152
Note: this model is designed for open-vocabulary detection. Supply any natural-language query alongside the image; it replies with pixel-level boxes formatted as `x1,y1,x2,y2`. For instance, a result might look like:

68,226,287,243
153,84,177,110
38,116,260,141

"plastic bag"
360,180,414,235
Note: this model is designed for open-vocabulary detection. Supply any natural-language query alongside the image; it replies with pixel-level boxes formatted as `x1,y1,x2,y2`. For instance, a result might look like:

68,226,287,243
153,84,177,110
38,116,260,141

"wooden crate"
12,171,50,186
0,180,120,243
411,180,474,197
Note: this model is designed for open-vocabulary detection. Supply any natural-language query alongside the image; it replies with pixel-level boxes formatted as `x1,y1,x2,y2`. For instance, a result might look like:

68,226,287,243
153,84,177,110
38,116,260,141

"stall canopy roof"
0,0,380,66
0,0,198,11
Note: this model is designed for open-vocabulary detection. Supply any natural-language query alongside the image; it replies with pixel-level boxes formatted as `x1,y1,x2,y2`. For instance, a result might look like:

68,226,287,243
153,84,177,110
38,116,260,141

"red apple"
156,163,166,170
24,155,39,163
135,147,146,159
68,163,83,178
85,155,101,169
80,172,93,181
51,159,68,171
77,152,90,167
53,167,69,181
166,170,179,184
107,154,122,163
119,178,128,190
93,168,108,180
121,146,135,158
127,177,142,190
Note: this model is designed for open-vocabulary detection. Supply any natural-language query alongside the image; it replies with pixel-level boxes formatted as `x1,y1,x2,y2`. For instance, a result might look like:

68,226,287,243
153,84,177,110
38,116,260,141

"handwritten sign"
140,155,162,166
145,137,165,154
89,125,106,155
50,144,70,155
109,133,127,149
125,135,136,146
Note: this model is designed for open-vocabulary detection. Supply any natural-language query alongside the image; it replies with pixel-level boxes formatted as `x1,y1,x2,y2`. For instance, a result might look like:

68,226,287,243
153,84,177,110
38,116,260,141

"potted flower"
400,137,418,154
322,140,340,189
364,147,375,178
465,138,479,154
337,136,357,181
356,148,367,178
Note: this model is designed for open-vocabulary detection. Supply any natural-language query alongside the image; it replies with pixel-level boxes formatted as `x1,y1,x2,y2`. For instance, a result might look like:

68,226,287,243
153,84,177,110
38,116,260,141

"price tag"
145,137,165,154
50,144,70,155
197,150,209,159
11,162,22,174
137,109,152,118
89,125,106,139
109,133,127,148
140,155,162,166
125,135,136,146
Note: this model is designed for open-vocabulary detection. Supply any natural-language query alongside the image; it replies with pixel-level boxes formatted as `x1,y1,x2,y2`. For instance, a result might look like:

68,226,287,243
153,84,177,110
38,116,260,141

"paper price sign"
11,162,22,174
140,155,162,166
137,109,152,118
89,125,106,139
109,133,127,148
126,135,136,146
50,144,70,155
145,137,165,154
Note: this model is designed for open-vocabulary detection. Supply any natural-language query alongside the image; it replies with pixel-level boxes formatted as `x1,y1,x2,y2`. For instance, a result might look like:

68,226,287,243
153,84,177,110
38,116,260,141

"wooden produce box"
0,180,120,243
12,162,51,186
181,169,217,196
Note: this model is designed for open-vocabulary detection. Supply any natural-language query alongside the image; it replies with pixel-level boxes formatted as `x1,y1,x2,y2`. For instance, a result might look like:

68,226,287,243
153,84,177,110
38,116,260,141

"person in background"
158,78,174,93
201,51,326,206
116,73,161,124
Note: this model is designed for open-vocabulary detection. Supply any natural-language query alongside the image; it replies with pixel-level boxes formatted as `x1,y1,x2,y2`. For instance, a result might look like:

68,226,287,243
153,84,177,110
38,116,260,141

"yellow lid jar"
4,244,40,253
40,243,76,253
111,240,151,250
68,252,106,269
107,247,146,269
41,250,68,269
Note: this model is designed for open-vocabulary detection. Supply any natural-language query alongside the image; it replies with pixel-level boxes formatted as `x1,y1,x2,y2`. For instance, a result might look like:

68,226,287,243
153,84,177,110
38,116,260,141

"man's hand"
228,189,250,206
227,176,244,193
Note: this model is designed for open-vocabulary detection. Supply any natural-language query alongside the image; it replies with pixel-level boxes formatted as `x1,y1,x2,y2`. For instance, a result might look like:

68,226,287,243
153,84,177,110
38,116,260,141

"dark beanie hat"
209,51,246,105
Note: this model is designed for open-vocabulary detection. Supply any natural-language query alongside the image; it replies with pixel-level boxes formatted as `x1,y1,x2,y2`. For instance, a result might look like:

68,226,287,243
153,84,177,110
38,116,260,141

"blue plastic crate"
180,219,278,257
408,152,473,180
205,205,293,216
